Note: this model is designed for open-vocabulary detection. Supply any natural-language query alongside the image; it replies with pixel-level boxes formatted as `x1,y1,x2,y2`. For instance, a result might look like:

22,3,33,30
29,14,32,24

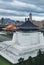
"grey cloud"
2,0,13,2
0,2,44,13
0,11,44,17
0,12,26,16
0,0,44,17
17,0,44,9
17,0,44,4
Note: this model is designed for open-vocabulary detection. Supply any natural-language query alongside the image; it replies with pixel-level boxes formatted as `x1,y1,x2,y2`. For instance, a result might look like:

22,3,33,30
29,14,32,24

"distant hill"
4,18,15,23
0,18,16,25
0,18,24,26
4,18,14,22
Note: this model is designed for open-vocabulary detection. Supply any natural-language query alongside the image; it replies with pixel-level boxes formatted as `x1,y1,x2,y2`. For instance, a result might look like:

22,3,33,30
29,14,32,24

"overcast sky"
0,0,44,21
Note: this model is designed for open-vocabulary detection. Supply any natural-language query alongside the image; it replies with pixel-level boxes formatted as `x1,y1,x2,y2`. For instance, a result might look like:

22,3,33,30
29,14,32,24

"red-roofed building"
2,24,19,31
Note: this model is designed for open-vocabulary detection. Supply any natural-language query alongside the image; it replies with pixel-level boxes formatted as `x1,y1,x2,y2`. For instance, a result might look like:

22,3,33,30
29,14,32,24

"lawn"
0,33,13,42
0,33,13,39
0,56,13,65
0,33,13,65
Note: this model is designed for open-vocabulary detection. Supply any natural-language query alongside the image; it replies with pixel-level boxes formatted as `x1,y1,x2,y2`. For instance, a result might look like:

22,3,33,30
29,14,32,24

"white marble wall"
0,31,44,64
14,32,43,46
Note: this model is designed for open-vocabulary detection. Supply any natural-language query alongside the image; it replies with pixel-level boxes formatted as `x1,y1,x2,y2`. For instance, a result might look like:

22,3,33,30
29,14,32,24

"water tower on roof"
29,12,32,21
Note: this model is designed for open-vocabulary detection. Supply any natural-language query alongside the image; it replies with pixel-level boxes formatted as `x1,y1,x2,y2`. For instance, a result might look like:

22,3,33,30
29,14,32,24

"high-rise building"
29,12,32,21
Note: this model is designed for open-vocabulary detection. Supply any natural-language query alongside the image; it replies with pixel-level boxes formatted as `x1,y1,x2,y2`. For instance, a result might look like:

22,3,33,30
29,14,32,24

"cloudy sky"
0,0,44,21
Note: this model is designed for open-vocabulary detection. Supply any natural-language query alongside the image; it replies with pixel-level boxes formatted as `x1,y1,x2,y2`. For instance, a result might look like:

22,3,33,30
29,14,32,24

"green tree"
18,57,24,63
28,56,33,65
37,49,42,56
36,49,44,65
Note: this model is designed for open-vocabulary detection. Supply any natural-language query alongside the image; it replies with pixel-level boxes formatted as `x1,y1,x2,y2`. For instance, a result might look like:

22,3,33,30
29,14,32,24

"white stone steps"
0,49,19,64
